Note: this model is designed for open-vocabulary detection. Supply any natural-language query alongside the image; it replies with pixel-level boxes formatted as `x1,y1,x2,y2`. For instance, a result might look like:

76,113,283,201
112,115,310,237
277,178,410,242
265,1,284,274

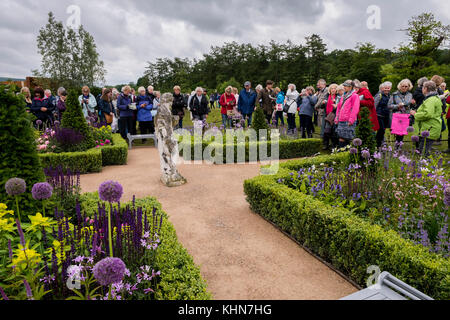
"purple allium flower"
93,257,126,286
352,138,362,147
421,131,430,138
98,181,123,203
5,178,26,196
411,135,420,143
36,120,42,126
444,187,450,207
361,150,370,159
54,120,60,126
31,182,53,200
349,148,358,155
407,126,415,134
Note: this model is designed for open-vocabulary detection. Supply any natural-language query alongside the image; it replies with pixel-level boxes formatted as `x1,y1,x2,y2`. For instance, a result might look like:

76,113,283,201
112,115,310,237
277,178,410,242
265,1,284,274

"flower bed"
38,134,128,174
244,153,450,299
0,182,210,300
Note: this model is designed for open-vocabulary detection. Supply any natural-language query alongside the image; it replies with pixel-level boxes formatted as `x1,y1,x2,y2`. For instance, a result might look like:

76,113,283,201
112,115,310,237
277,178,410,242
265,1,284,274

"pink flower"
96,145,100,148
105,140,111,144
101,143,105,146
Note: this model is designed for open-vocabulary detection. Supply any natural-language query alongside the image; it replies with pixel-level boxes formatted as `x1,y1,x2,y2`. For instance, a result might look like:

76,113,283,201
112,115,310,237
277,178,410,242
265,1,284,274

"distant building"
0,76,53,89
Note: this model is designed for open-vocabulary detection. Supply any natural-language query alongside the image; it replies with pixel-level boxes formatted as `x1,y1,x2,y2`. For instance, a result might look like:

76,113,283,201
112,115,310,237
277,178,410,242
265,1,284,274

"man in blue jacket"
238,81,257,128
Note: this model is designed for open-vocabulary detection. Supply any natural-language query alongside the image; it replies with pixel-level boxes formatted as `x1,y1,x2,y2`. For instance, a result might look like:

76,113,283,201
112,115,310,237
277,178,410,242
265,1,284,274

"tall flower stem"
15,196,21,224
42,201,46,218
108,203,113,258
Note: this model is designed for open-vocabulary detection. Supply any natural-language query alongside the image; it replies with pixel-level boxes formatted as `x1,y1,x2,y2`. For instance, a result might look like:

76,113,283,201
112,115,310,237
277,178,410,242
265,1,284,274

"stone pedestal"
155,93,187,187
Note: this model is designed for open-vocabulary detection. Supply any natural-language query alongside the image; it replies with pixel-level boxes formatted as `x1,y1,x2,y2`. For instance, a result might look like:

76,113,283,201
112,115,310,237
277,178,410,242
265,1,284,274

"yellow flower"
0,218,15,233
46,240,71,265
0,203,14,219
26,213,56,233
12,244,41,268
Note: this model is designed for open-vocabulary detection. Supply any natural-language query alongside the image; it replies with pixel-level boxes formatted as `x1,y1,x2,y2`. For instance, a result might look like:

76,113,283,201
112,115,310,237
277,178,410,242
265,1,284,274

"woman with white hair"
374,81,392,148
413,77,428,109
117,85,134,140
285,84,299,134
388,79,416,144
189,87,210,122
136,87,154,141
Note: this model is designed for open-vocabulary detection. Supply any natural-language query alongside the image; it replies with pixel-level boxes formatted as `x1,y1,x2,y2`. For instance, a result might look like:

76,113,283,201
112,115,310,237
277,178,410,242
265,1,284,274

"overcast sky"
0,0,449,85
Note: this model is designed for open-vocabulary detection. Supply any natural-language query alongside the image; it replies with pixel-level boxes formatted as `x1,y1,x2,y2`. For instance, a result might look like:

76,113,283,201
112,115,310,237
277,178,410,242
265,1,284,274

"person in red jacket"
355,80,379,131
220,86,237,128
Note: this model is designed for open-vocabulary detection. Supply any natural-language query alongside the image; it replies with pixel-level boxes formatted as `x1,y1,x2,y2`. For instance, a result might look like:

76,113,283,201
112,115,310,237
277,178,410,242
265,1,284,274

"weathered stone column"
155,93,187,187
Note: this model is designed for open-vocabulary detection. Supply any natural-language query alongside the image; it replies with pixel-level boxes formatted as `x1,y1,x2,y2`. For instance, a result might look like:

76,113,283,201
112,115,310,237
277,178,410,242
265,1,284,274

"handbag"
276,103,284,112
391,113,410,136
105,113,113,124
227,110,234,117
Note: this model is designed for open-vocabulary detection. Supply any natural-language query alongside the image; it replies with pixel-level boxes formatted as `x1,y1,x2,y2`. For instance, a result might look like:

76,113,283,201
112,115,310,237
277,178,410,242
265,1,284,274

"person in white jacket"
78,86,98,120
285,84,299,134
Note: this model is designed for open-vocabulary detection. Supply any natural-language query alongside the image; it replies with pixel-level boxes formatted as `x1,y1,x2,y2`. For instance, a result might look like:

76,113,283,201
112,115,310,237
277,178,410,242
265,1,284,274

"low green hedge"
39,134,128,173
179,138,322,163
244,153,450,300
80,192,211,300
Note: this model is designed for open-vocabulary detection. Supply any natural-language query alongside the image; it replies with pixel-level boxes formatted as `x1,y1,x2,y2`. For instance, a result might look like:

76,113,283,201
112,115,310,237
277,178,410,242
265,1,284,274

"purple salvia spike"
23,280,33,299
7,239,12,261
16,219,26,247
0,286,9,300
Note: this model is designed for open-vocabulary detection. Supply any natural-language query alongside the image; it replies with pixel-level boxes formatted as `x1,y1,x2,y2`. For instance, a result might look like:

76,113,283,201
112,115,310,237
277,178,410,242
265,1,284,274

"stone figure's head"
161,93,174,105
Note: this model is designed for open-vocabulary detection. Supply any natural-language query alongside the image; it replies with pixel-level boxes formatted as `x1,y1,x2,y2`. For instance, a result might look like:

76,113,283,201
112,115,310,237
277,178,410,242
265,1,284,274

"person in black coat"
31,87,55,126
172,86,187,129
189,87,210,121
98,88,115,125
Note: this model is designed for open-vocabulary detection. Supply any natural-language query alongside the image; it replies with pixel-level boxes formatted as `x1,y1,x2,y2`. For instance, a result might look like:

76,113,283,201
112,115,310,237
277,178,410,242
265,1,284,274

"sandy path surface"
80,147,357,300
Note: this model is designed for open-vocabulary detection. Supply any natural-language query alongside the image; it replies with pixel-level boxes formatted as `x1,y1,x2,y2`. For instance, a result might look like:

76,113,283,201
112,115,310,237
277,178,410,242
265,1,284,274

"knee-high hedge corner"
179,138,322,163
244,153,450,300
38,134,128,173
80,192,212,300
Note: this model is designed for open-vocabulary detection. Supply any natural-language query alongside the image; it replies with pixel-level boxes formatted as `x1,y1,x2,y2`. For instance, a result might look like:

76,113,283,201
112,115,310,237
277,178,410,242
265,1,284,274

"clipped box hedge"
244,153,450,300
80,192,211,300
179,138,322,163
39,134,128,173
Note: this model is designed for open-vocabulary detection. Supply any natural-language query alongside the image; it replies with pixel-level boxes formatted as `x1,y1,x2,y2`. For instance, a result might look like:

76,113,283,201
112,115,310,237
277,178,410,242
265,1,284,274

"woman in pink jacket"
335,80,360,148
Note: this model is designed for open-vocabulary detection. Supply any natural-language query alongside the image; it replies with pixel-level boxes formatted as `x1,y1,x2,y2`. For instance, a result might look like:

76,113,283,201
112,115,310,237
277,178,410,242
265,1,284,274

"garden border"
179,138,322,163
244,153,450,300
38,134,128,173
80,192,212,300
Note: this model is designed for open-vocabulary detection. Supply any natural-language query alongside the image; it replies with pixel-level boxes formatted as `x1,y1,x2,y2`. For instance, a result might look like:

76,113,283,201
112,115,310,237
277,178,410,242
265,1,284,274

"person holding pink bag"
388,79,416,146
334,80,360,148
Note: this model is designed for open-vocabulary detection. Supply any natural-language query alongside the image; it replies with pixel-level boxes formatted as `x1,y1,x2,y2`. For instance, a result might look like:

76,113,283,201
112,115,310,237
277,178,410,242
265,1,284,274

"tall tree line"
139,13,450,95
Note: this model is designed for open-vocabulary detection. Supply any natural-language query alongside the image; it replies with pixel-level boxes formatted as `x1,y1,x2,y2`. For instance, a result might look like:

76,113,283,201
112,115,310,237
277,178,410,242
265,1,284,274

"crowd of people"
19,73,450,156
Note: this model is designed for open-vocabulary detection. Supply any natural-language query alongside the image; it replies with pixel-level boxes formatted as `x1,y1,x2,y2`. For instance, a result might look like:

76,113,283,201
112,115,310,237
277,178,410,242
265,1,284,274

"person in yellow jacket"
410,81,442,157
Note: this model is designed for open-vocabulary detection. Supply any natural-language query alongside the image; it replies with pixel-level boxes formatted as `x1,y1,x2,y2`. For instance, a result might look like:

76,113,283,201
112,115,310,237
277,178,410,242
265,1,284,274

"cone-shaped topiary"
355,107,377,159
0,86,46,215
61,89,95,151
252,106,269,139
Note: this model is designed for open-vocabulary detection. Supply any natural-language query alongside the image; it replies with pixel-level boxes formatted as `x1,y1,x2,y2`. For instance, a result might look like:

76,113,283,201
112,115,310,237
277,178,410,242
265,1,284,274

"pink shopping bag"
390,113,410,136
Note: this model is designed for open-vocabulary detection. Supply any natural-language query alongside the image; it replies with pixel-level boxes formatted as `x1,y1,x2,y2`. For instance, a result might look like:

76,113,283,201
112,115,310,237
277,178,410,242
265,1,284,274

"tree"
0,87,46,215
35,12,106,89
305,34,327,84
61,90,95,151
252,107,269,139
216,78,241,94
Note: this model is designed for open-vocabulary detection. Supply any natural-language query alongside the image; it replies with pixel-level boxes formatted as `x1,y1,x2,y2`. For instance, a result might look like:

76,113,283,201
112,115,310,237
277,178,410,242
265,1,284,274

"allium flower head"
349,148,358,155
407,126,415,134
421,131,430,138
31,183,53,200
36,120,42,125
352,138,362,147
93,257,126,286
5,178,26,196
411,135,420,143
361,150,371,159
98,181,123,203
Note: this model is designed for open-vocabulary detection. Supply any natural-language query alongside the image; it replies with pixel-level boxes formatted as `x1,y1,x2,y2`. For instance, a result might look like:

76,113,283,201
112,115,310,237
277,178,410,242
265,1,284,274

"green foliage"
38,134,128,173
355,107,377,155
216,77,241,93
61,89,95,151
79,193,211,300
0,87,46,214
35,12,106,88
251,107,269,138
244,153,450,300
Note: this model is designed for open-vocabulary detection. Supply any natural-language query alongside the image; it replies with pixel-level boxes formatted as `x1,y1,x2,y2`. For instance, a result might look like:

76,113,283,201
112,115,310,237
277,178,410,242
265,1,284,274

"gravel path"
80,147,357,300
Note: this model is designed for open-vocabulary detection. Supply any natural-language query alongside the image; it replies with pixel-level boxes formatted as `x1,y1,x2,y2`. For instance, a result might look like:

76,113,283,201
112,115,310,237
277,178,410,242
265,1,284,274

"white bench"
127,133,158,149
341,272,434,300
